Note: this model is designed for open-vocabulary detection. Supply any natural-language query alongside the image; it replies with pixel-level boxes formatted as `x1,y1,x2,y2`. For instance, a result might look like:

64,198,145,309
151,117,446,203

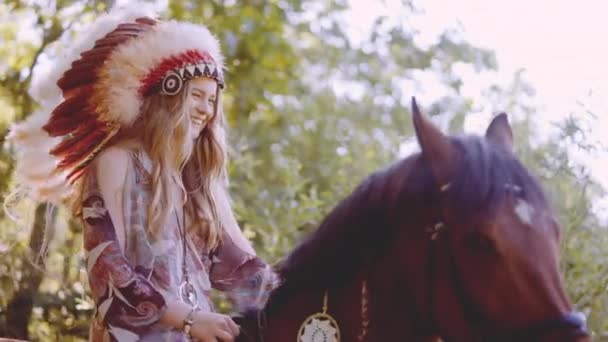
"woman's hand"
189,311,240,342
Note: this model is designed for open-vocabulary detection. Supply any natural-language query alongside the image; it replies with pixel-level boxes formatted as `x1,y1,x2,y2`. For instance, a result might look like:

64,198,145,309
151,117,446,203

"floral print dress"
82,149,277,341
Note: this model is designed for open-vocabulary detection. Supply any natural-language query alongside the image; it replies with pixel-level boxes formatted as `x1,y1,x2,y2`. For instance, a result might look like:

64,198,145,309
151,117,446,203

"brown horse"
235,99,589,342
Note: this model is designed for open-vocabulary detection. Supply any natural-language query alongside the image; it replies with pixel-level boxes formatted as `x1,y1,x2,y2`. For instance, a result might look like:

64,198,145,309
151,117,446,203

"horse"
235,99,589,342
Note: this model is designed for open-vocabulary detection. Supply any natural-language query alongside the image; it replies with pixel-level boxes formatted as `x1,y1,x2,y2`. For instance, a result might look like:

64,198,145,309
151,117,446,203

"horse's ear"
485,113,513,153
411,97,458,189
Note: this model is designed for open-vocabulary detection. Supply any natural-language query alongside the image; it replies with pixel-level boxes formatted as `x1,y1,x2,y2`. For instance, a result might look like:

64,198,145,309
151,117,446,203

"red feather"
79,46,115,58
61,66,100,89
71,52,113,65
57,69,99,91
116,23,150,31
56,129,108,170
44,114,97,137
58,49,114,90
93,35,132,49
107,28,144,37
51,85,93,117
67,164,90,184
49,120,100,156
69,59,102,71
135,17,158,26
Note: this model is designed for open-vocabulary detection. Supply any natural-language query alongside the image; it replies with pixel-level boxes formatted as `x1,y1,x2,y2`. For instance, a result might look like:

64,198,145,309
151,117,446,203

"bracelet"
182,307,198,337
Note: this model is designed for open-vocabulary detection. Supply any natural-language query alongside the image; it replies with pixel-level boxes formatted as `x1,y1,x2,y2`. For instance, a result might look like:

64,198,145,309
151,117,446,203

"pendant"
297,290,340,342
179,280,198,307
298,312,340,342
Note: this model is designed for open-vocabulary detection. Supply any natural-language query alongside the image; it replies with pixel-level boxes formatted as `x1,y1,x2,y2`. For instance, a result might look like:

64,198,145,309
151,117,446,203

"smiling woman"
7,3,278,341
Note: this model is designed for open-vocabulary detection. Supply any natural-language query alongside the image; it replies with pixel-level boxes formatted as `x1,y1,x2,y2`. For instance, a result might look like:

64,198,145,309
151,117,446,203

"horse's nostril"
572,311,586,324
566,311,588,335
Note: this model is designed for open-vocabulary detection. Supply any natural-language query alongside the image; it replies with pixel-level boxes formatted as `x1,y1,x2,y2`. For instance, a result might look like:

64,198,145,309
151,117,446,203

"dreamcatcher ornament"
297,290,341,342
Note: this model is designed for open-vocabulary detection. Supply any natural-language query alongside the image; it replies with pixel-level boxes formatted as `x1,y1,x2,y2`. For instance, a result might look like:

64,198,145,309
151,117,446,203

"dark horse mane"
266,134,550,310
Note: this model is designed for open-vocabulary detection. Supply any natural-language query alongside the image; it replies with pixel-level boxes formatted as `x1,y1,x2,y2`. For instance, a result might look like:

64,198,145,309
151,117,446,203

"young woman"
9,5,277,341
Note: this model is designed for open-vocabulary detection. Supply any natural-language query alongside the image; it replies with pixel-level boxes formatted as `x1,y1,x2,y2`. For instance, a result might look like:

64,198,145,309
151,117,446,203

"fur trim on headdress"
9,2,225,203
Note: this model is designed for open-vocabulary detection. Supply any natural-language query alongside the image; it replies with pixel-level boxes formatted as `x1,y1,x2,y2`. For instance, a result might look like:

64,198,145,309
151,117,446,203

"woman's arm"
207,181,280,312
84,148,167,338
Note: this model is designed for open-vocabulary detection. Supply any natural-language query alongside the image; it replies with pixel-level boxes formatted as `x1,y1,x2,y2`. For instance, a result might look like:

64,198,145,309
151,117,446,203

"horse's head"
397,98,588,341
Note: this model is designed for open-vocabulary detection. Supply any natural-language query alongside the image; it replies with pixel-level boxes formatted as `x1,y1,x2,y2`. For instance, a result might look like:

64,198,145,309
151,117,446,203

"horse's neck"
260,266,436,342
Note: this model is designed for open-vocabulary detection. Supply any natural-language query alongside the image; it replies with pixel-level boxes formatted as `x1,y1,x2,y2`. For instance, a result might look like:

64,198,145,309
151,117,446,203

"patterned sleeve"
209,233,280,312
83,151,167,340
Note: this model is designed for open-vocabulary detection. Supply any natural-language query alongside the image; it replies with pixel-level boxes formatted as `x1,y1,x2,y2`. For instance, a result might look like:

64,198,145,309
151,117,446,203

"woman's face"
188,77,218,140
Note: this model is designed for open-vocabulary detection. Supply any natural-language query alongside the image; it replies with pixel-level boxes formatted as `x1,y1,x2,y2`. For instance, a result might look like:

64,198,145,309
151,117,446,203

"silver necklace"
176,208,198,308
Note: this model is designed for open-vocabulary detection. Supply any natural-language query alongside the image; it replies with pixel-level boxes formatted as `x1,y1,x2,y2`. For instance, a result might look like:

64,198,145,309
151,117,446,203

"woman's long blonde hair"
141,81,228,251
86,80,228,251
66,80,228,253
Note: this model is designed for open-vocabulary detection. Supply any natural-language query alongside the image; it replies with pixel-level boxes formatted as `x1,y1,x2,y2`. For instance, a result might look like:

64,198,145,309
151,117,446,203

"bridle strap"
357,279,370,341
254,308,267,342
425,223,484,340
444,228,488,340
425,229,439,334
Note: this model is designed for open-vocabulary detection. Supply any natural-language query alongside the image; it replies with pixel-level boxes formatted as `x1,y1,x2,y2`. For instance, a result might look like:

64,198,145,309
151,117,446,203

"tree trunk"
4,203,56,339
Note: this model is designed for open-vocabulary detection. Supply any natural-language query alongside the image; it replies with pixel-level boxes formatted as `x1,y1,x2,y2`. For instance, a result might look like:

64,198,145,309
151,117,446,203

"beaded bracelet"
183,307,198,337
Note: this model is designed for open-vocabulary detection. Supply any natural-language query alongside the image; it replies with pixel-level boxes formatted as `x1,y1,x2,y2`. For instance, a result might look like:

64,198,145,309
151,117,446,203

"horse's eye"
464,232,496,255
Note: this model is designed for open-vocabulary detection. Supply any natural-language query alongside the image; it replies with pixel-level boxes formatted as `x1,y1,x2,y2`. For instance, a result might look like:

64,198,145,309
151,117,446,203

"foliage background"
0,0,606,340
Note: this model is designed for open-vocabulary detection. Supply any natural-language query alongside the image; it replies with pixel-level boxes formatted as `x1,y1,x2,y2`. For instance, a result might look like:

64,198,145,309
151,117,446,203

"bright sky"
347,0,608,221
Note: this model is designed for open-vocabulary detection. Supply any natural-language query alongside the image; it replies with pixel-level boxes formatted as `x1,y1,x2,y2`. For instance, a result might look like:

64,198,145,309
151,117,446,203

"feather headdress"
9,2,225,203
